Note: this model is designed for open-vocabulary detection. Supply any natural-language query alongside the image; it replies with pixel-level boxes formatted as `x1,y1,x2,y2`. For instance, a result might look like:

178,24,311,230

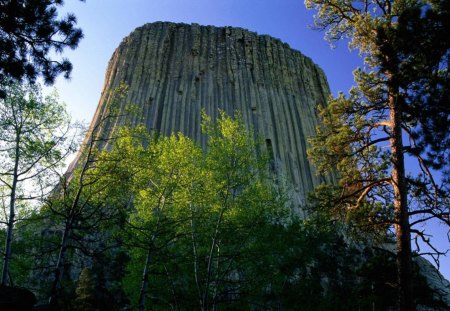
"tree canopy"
100,112,289,310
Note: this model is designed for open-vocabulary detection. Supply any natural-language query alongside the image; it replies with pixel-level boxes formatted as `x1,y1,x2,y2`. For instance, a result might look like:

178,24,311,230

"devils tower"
90,21,335,213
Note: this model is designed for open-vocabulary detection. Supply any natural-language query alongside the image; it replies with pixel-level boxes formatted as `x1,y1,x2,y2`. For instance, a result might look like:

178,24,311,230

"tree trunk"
203,205,227,311
137,246,152,311
48,149,91,305
190,206,203,309
137,200,165,311
1,174,18,286
389,91,414,311
48,220,72,305
1,140,20,286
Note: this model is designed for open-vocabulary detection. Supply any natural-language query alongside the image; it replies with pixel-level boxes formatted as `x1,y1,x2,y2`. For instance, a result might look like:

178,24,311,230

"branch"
340,178,392,205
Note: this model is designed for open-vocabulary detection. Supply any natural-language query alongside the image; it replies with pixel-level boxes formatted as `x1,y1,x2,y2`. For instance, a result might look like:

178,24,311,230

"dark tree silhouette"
0,0,84,91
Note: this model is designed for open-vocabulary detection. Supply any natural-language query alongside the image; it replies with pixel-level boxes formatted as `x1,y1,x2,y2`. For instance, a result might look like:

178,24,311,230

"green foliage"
74,268,98,311
305,0,449,249
0,80,74,285
0,81,73,188
73,259,130,311
305,0,449,309
29,82,142,306
1,107,443,309
94,111,445,310
0,217,37,287
103,111,288,309
376,0,450,170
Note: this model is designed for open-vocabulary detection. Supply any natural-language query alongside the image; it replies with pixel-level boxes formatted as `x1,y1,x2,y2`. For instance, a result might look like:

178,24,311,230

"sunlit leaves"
107,111,288,308
0,81,74,211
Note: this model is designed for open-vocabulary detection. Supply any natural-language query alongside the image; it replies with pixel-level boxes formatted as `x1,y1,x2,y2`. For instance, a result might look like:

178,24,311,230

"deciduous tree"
44,83,133,306
111,112,288,310
0,81,74,286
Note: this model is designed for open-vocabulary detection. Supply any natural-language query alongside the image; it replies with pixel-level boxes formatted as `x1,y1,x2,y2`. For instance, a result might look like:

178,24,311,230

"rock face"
415,257,450,308
91,22,334,213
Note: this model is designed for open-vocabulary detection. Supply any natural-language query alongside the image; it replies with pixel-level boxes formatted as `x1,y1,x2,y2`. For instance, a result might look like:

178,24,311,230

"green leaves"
106,111,288,308
0,80,75,286
306,3,449,308
0,82,72,175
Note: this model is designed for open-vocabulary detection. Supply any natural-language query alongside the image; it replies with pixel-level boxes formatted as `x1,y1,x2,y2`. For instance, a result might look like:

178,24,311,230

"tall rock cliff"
90,22,334,213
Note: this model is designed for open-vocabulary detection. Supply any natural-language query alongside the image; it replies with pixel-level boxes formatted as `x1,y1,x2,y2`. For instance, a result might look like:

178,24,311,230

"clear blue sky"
54,0,362,122
50,0,449,280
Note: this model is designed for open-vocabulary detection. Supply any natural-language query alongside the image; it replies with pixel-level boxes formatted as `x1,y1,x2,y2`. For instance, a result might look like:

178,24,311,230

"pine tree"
0,0,84,88
305,0,449,310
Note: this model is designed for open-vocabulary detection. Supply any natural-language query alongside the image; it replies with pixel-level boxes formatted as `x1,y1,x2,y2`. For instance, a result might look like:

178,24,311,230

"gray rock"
415,256,450,309
89,21,336,215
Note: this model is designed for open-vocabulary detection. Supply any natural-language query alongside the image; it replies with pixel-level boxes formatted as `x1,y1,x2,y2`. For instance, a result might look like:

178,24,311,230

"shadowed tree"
305,0,450,310
44,83,135,306
74,268,98,311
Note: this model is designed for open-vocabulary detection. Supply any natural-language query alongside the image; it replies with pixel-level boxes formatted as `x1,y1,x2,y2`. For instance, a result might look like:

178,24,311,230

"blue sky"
50,0,449,279
54,0,362,122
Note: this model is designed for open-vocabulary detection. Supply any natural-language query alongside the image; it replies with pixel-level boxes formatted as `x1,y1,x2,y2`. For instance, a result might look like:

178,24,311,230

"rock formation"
90,21,335,213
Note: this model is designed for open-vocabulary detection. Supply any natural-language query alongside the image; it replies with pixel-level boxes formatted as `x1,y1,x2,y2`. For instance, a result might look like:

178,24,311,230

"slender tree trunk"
211,243,220,311
190,206,203,309
138,246,153,311
203,207,226,311
389,91,414,311
48,143,92,304
48,219,72,305
137,199,165,310
1,174,18,286
1,140,20,286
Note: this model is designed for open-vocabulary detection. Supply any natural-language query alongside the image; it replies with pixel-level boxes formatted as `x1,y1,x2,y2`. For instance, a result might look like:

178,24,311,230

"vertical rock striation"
91,22,334,213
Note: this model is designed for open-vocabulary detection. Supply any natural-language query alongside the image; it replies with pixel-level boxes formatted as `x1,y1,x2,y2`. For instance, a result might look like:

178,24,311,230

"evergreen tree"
305,0,449,310
0,0,84,90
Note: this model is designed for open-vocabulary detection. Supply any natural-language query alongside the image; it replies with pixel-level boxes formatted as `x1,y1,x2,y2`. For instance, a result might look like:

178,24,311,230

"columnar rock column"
90,22,335,213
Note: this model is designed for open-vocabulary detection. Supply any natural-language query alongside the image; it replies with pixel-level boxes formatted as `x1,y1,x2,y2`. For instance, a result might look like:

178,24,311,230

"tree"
44,83,133,306
110,112,288,310
103,125,203,310
0,0,84,91
74,268,98,311
0,81,74,286
190,111,287,310
305,0,449,310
